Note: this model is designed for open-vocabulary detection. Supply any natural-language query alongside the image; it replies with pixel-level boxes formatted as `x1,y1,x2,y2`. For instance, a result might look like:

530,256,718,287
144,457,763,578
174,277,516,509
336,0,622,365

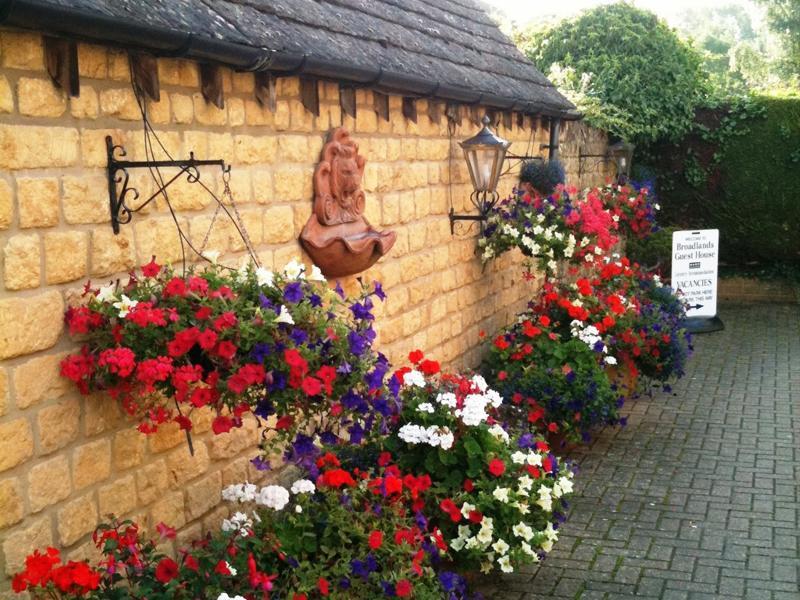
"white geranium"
471,374,488,392
290,479,315,495
435,392,457,408
604,355,618,365
256,485,290,511
221,511,252,535
417,402,435,414
222,482,258,503
402,370,426,388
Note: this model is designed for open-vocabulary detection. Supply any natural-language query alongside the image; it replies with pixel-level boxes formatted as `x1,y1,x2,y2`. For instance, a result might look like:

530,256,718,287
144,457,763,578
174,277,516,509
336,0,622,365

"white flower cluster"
402,369,427,388
217,593,247,600
290,479,316,495
282,258,326,282
221,482,291,511
397,423,454,450
221,511,253,535
456,386,503,427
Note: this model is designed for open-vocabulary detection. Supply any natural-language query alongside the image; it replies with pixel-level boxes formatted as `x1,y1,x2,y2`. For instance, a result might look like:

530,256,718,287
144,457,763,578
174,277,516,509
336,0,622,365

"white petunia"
283,258,306,280
511,451,527,464
512,522,534,541
217,594,247,600
492,487,511,503
492,538,510,555
95,283,117,303
202,249,221,264
498,555,514,573
113,294,138,318
604,355,618,365
275,304,295,325
255,267,274,288
308,264,326,282
536,486,553,512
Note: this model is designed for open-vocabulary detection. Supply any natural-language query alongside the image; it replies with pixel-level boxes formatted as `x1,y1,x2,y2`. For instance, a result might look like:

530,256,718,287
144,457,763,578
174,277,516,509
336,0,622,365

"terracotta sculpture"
300,128,396,278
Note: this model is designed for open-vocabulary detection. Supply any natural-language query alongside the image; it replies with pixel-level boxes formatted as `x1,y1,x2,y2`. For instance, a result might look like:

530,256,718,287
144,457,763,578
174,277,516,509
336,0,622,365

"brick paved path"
479,305,800,599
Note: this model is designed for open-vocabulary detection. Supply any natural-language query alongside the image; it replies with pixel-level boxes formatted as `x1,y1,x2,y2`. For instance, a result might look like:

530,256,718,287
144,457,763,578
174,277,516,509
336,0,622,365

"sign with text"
671,229,719,318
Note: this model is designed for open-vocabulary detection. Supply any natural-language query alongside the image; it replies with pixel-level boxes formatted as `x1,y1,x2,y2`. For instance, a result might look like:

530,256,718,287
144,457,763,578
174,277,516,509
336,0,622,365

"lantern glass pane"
465,146,499,192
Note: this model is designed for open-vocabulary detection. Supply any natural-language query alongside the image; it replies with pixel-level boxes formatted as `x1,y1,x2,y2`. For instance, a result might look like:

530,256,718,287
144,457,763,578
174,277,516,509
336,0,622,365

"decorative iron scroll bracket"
578,147,611,178
106,135,227,234
448,190,499,235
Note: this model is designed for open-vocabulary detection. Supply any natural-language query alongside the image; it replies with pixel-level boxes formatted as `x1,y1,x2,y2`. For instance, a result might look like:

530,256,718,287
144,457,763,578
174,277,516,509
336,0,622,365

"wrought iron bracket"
578,147,611,178
106,135,227,234
448,190,499,235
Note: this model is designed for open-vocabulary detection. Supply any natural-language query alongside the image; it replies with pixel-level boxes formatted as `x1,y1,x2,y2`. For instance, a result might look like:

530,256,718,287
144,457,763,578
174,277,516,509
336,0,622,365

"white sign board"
671,229,719,318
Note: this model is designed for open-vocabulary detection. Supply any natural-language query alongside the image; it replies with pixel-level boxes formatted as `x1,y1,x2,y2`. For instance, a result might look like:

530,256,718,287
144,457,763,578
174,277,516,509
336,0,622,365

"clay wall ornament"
300,128,396,278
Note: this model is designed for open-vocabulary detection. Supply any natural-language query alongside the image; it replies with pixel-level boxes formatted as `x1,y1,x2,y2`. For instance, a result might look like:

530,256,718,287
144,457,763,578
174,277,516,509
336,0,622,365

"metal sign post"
671,229,724,334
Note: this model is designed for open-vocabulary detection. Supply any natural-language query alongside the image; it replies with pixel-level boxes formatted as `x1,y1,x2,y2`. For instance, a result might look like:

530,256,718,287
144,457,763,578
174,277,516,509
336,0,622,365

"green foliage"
646,95,800,266
516,3,707,144
755,0,800,74
625,227,675,274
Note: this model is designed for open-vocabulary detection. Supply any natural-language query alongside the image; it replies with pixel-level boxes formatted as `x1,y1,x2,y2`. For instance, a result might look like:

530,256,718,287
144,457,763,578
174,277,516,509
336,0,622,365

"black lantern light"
608,141,635,183
449,115,510,233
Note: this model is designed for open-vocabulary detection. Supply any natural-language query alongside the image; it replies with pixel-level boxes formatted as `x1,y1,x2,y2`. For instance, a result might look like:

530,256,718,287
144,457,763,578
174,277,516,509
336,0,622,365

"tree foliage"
515,3,707,145
756,0,800,73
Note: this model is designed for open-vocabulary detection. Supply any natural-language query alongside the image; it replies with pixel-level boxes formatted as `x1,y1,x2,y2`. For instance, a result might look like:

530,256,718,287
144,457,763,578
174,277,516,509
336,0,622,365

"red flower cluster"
12,548,100,595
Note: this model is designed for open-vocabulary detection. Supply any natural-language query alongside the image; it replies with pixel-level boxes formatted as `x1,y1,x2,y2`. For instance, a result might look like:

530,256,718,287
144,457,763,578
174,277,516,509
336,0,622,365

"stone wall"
0,29,610,592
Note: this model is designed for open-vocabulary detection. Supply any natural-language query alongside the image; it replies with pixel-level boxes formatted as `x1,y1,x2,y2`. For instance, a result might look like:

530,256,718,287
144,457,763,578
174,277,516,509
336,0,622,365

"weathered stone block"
73,438,111,489
0,125,79,169
90,228,135,276
37,397,80,455
3,234,40,290
13,352,70,410
28,455,71,512
0,290,63,359
0,418,34,473
45,231,88,284
0,478,23,529
18,77,66,117
57,493,98,545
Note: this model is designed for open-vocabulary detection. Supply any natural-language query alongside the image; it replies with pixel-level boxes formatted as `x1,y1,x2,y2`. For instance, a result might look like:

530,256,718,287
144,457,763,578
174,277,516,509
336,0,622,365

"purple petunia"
283,281,304,304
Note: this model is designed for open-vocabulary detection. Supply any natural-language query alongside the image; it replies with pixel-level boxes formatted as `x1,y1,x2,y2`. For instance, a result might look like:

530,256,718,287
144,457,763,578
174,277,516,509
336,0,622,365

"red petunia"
275,415,294,430
318,578,329,596
368,530,383,550
396,579,412,597
468,510,483,523
155,557,179,583
141,257,161,278
212,415,234,435
488,458,505,477
463,479,474,492
301,376,322,396
316,365,337,394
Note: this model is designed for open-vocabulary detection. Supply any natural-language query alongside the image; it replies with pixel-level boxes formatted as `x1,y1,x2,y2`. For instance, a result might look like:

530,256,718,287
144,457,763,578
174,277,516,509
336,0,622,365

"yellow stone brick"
0,369,6,417
146,96,171,125
107,50,130,81
127,131,182,162
251,170,274,204
0,478,23,529
62,174,108,224
278,77,300,96
289,99,313,132
28,454,71,512
98,474,137,517
278,135,309,163
0,76,13,113
13,352,69,410
136,460,168,505
274,99,290,130
293,202,312,237
234,135,277,164
1,32,44,70
0,125,79,169
183,130,209,157
244,99,273,126
84,392,123,436
148,421,185,454
237,208,265,246
90,228,136,276
17,177,60,228
232,72,255,94
79,128,125,168
0,179,11,230
45,231,88,284
37,397,80,455
3,233,40,290
149,490,186,528
113,428,146,471
166,442,209,486
185,471,222,520
0,290,63,359
273,165,310,201
207,132,234,160
73,438,112,489
0,418,33,473
171,93,194,124
77,44,107,79
2,516,52,575
193,93,227,126
70,86,99,119
57,492,98,545
135,218,188,265
17,77,66,117
99,88,141,120
263,205,295,244
228,97,245,127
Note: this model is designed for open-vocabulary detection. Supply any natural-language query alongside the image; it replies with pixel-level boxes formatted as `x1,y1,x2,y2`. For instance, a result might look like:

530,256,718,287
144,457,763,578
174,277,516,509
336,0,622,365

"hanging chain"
221,168,260,266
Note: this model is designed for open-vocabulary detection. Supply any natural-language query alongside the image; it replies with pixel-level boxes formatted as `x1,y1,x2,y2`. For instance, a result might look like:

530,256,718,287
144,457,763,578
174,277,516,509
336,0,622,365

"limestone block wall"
0,29,610,592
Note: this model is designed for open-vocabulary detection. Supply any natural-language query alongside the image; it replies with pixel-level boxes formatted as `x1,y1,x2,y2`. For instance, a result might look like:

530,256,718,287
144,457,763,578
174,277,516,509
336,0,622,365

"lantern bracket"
106,135,227,234
448,190,499,234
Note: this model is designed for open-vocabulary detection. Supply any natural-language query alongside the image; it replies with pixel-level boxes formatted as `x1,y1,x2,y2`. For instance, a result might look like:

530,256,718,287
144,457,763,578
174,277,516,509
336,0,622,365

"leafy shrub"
516,3,707,144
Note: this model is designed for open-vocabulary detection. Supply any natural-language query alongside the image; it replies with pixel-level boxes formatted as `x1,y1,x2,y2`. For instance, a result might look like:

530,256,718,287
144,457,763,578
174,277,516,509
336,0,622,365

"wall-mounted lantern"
449,115,510,233
578,140,635,184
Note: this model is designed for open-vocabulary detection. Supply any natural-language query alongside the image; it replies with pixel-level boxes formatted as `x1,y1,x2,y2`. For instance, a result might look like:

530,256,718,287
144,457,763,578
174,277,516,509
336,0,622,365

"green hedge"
644,95,800,266
716,96,800,264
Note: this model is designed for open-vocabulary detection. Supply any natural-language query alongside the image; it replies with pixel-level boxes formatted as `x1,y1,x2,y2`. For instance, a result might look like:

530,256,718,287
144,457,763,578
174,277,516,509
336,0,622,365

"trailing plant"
60,257,395,472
